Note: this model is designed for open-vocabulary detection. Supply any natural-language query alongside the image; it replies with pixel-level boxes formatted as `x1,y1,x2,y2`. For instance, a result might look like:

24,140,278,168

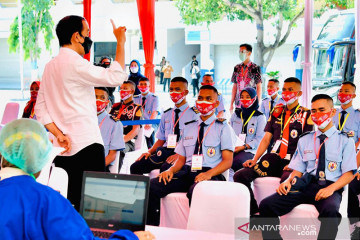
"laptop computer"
79,171,150,238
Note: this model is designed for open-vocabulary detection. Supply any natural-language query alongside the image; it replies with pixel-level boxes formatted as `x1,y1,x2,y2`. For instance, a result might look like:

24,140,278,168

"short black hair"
240,44,252,52
100,56,111,63
192,55,196,59
268,79,280,85
139,77,150,83
342,81,356,90
203,74,213,78
284,77,302,86
311,94,334,107
200,85,218,95
56,15,85,47
95,87,109,97
123,80,136,90
171,77,188,86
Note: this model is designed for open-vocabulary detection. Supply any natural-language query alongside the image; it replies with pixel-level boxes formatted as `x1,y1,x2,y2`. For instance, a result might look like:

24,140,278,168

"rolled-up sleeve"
155,115,166,141
34,74,53,125
288,142,306,173
175,137,186,157
221,125,236,152
247,115,266,150
341,137,357,174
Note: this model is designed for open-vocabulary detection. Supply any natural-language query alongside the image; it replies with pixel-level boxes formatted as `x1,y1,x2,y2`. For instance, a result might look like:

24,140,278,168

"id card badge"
239,134,246,143
167,134,177,149
271,140,282,153
192,154,203,171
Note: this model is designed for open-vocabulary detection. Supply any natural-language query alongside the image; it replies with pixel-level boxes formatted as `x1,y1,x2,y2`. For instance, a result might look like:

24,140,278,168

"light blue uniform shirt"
216,93,225,115
230,110,266,154
156,102,200,146
175,114,236,168
260,94,285,120
133,92,159,120
289,126,357,182
332,106,360,144
97,111,125,160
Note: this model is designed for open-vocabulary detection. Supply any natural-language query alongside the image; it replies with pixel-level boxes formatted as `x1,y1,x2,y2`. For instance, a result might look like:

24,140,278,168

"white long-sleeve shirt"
35,47,128,156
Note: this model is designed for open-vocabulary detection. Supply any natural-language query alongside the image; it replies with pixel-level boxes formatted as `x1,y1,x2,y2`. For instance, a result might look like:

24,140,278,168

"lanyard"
280,105,300,138
172,106,189,134
338,112,350,132
197,120,216,154
240,110,256,133
98,116,106,129
313,133,329,167
240,65,249,80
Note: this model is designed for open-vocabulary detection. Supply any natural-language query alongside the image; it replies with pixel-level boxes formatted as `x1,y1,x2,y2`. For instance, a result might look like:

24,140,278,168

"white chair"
47,167,69,198
187,181,250,234
119,149,147,174
36,147,64,185
149,169,160,179
1,102,20,127
280,186,350,240
160,192,190,229
109,151,121,174
253,177,281,204
135,127,147,151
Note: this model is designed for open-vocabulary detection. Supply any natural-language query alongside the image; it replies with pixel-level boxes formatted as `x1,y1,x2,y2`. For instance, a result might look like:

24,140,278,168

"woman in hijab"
229,87,266,177
22,81,40,119
128,59,145,95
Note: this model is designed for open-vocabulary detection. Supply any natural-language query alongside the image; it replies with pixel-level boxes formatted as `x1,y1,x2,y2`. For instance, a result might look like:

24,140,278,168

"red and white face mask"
282,91,298,105
196,100,216,116
267,88,277,97
311,111,332,130
30,91,38,100
240,97,256,109
170,91,186,104
201,81,215,86
338,93,354,105
138,86,149,94
96,99,109,114
120,90,132,100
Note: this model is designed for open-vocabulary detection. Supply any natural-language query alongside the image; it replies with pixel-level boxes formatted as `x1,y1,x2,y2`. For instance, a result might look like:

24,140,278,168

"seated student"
0,119,154,240
233,77,314,216
147,85,236,226
259,94,356,240
133,77,159,149
98,56,116,106
22,81,40,119
110,81,143,153
230,87,266,173
201,74,225,118
130,77,200,175
95,87,125,172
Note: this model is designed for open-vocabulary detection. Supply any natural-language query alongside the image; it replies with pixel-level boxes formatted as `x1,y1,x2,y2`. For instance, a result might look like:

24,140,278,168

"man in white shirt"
35,15,127,210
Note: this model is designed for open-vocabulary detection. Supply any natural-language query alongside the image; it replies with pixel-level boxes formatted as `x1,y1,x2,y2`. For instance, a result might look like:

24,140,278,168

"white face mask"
130,67,138,74
239,52,247,62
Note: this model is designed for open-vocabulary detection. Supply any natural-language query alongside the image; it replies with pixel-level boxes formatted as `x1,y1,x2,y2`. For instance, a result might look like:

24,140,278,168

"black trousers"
130,147,174,175
233,154,291,215
259,182,342,240
147,165,226,226
54,143,105,211
348,178,360,224
232,151,254,173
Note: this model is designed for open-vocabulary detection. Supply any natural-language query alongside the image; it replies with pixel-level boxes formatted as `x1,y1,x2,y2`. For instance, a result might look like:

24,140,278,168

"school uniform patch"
290,129,298,138
347,130,355,137
148,110,152,114
319,171,325,178
262,160,270,168
157,150,162,157
291,178,297,185
248,128,255,135
328,162,337,172
207,147,216,157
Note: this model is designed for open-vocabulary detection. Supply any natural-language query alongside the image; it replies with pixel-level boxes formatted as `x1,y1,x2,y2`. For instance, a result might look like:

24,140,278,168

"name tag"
239,134,246,143
285,154,291,161
192,154,203,171
167,134,177,149
304,150,313,154
271,140,282,153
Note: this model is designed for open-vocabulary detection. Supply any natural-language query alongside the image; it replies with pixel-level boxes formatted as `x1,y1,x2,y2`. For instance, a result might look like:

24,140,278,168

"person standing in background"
162,61,173,92
159,56,166,84
128,59,145,95
191,62,200,97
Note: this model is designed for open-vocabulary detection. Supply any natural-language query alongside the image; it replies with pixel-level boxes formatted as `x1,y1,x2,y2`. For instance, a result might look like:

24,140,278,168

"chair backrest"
1,102,20,125
187,181,250,234
108,151,121,174
47,167,69,198
134,127,147,151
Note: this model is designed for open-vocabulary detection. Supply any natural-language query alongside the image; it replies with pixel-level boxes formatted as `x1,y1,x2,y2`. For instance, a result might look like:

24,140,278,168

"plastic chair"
253,177,281,204
134,127,148,151
109,151,121,174
1,102,20,127
149,169,160,179
47,167,69,198
280,185,350,240
119,149,147,174
187,181,250,234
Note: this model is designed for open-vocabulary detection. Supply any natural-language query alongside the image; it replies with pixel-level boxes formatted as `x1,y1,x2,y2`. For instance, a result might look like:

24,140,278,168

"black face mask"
79,33,93,55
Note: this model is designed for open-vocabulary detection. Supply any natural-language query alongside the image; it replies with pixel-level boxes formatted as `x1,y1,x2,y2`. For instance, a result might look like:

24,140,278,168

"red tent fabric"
136,0,156,92
83,0,91,61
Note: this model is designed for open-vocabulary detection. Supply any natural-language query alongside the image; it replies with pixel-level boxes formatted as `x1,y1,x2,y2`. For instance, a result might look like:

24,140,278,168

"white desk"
145,226,234,240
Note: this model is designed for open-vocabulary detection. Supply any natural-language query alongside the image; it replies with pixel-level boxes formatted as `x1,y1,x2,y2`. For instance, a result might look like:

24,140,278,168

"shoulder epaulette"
218,92,222,96
164,108,172,113
191,106,200,114
262,97,269,101
254,110,264,116
356,108,360,112
299,131,313,139
110,115,120,122
134,94,141,98
340,131,352,138
185,120,197,125
216,118,227,123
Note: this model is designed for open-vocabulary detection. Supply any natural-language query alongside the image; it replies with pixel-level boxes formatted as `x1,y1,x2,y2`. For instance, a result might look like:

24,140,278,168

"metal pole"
18,0,24,98
354,0,360,108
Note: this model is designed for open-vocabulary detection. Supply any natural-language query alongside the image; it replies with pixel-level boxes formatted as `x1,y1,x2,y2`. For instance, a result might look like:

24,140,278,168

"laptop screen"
80,172,149,232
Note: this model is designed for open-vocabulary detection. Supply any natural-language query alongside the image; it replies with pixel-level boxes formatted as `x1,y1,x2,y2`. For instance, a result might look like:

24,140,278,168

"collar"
285,104,300,114
141,92,150,98
0,167,29,181
271,94,279,102
340,105,354,113
240,61,252,68
316,125,337,139
59,47,82,58
97,110,108,123
175,102,189,112
122,100,134,106
198,114,216,126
